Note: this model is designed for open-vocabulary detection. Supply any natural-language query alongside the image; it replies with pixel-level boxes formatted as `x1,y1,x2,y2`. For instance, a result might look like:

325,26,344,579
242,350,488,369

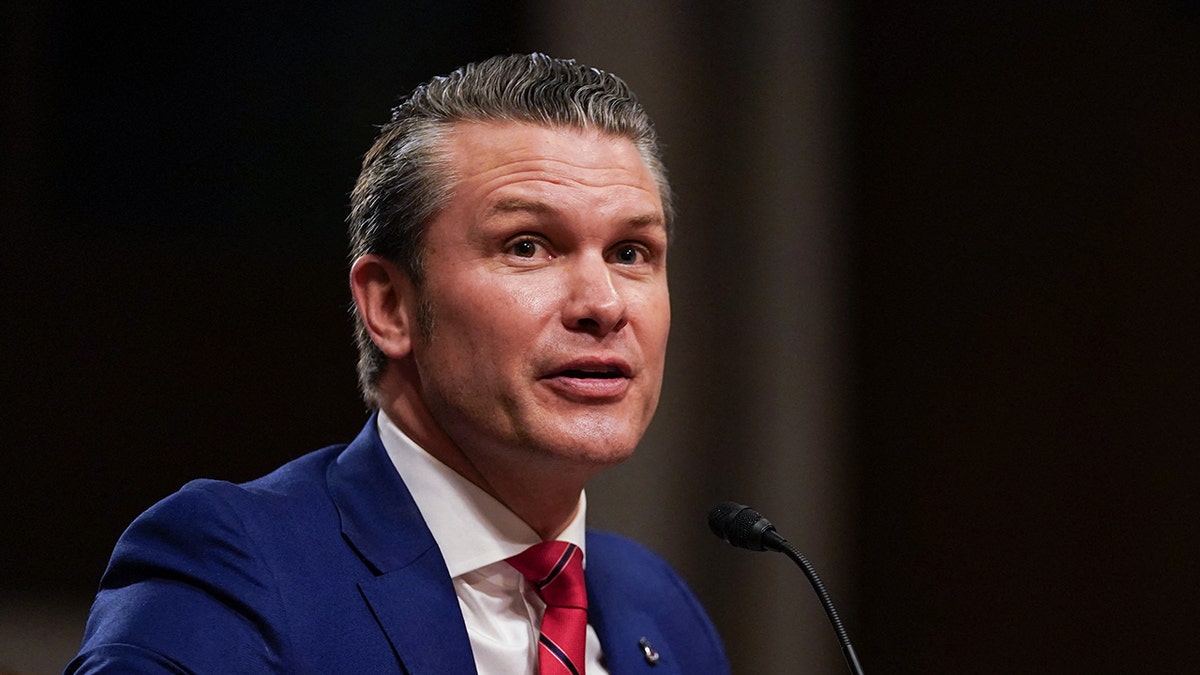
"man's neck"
377,393,591,540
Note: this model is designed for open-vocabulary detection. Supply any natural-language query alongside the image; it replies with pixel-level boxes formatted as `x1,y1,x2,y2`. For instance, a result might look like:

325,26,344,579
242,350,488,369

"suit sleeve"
66,480,291,674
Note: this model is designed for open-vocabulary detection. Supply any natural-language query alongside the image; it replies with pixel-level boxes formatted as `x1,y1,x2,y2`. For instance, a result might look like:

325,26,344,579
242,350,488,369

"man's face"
409,121,670,471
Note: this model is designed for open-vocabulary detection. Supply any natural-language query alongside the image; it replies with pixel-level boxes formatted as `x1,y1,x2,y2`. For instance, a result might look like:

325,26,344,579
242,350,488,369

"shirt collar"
376,411,588,578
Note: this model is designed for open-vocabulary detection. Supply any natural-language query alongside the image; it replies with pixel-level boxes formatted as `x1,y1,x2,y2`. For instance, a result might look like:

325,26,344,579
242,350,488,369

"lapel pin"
638,637,660,666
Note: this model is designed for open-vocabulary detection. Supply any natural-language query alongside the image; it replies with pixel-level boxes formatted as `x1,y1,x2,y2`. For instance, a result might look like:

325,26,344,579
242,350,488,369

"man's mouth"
556,366,625,379
545,358,632,379
541,359,633,399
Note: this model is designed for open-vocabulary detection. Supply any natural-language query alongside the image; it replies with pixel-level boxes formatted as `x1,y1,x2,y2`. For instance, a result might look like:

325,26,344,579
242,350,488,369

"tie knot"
507,541,588,610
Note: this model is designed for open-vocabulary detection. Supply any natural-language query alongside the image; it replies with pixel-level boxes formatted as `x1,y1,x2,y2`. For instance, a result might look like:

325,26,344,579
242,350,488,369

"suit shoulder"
77,444,356,669
107,444,348,578
236,442,347,495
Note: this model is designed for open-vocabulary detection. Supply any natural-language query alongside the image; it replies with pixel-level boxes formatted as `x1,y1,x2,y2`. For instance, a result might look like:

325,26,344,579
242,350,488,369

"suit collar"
327,414,477,673
326,417,685,674
327,414,434,573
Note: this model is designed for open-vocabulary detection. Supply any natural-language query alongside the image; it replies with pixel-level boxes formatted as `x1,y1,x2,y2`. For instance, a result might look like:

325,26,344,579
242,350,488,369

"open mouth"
557,367,625,379
540,359,633,399
541,359,634,393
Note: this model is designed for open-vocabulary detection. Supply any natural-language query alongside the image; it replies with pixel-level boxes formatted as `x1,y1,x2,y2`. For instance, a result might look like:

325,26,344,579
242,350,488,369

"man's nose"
562,255,628,336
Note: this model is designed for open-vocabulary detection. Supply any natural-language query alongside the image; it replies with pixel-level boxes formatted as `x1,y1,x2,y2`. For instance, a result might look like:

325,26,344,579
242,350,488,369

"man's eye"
612,245,646,265
510,239,541,257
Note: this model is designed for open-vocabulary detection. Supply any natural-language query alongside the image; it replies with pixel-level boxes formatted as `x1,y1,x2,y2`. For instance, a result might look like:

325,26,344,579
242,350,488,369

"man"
68,53,729,674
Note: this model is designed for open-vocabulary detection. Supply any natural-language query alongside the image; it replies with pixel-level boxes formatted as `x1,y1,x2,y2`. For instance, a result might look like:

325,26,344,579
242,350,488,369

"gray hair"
348,53,672,408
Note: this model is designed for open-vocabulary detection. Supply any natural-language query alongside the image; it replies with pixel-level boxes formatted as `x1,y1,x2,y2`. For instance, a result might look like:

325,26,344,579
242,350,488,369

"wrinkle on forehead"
485,197,665,230
435,122,665,229
443,121,660,189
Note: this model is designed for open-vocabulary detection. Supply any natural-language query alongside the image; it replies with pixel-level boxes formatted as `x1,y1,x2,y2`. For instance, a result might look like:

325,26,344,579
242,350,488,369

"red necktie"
507,541,588,675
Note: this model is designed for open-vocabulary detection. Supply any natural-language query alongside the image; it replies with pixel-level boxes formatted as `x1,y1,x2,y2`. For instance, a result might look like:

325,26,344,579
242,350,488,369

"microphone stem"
775,538,865,675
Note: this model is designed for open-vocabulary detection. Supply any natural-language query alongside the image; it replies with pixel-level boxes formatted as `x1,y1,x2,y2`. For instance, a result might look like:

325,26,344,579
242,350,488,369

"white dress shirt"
377,412,609,674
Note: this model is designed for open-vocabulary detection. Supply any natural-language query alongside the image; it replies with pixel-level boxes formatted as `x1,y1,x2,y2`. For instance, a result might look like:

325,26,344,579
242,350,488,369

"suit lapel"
588,568,683,674
327,417,477,674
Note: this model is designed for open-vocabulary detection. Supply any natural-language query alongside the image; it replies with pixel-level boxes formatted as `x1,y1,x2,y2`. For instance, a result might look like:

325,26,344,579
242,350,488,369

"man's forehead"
438,120,664,213
440,120,647,170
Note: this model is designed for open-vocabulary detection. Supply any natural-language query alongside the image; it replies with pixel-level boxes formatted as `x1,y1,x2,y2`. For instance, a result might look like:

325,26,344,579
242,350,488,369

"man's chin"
533,422,642,469
574,443,638,469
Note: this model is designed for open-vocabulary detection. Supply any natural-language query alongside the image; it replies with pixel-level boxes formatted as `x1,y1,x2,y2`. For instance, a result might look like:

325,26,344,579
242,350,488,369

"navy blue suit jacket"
67,419,730,674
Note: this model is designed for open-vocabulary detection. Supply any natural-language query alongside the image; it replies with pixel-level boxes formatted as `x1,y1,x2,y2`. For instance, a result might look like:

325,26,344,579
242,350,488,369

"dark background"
3,2,1197,672
4,0,528,594
850,5,1198,672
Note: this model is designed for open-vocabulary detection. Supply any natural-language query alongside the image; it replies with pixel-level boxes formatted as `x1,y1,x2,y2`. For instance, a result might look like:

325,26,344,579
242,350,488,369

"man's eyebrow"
626,212,666,229
486,198,555,218
486,198,665,229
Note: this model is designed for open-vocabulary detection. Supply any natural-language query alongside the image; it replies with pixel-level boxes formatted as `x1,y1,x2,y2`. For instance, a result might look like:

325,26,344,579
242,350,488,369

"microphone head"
707,502,783,552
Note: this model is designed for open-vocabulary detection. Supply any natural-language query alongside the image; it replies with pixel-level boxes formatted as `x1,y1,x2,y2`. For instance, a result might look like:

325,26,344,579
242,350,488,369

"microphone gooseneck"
707,502,865,675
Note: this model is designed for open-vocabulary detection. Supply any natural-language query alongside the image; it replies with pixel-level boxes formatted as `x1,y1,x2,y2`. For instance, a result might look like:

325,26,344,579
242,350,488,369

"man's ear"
349,254,419,359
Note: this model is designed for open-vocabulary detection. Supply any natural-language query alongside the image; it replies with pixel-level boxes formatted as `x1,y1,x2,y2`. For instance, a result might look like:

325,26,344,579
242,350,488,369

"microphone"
706,500,789,551
708,502,865,675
